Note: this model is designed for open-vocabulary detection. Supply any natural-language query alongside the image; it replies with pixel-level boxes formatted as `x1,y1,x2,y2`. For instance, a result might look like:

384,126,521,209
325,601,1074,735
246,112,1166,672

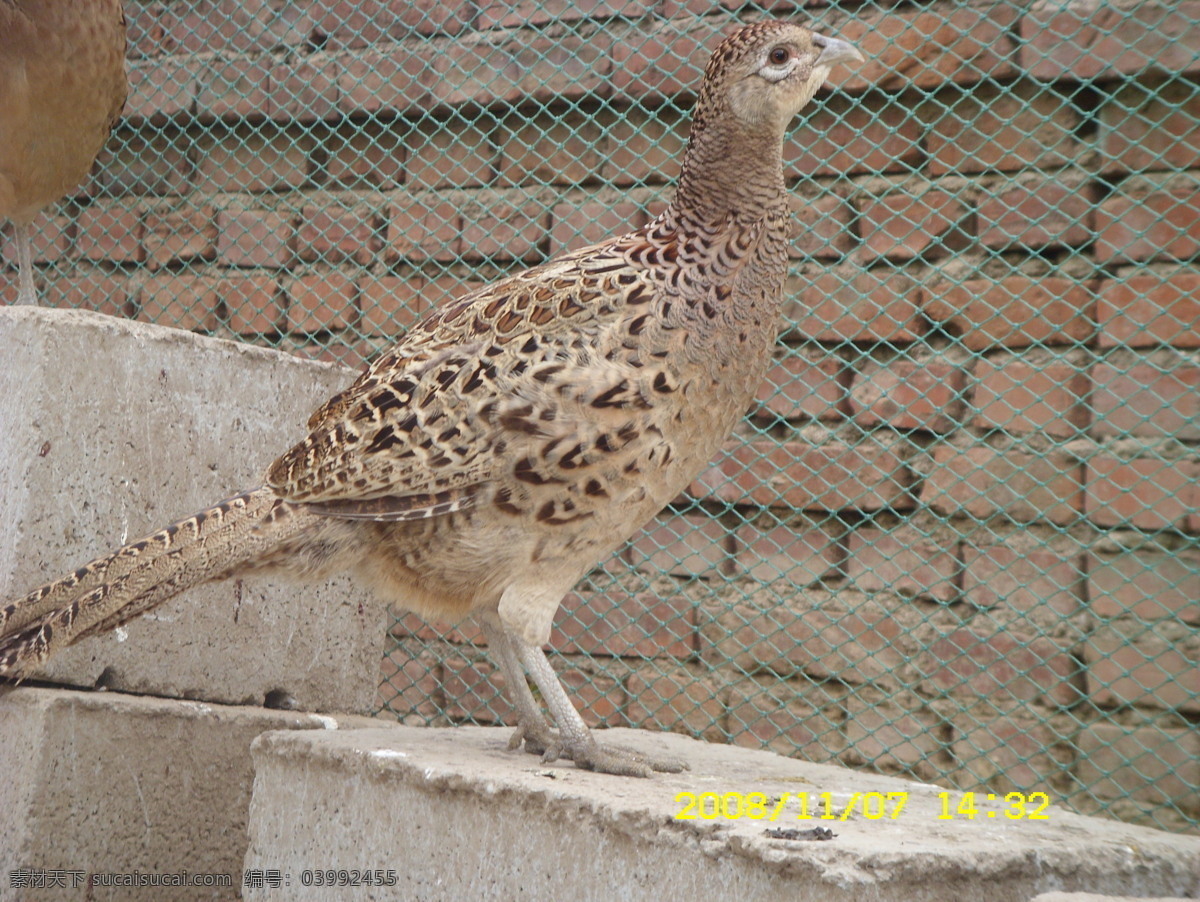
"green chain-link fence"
4,0,1198,834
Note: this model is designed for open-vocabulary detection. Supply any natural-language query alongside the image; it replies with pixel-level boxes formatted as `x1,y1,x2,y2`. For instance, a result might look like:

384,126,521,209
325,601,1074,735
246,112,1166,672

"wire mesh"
4,0,1198,834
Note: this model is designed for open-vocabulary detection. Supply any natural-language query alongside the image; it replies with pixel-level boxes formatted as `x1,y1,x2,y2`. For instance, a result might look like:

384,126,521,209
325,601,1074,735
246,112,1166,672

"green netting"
4,0,1197,834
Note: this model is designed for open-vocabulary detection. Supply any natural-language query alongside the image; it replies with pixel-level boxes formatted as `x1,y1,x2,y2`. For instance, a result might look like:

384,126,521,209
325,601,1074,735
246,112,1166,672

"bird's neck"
668,113,788,231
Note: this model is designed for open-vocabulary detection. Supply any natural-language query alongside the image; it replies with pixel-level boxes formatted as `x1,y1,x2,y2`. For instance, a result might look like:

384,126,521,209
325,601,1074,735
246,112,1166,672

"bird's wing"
266,232,673,521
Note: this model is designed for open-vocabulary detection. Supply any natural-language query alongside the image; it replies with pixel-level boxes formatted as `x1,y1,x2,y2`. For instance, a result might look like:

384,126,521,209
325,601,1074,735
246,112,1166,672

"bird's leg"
13,223,38,305
513,639,686,777
478,614,560,758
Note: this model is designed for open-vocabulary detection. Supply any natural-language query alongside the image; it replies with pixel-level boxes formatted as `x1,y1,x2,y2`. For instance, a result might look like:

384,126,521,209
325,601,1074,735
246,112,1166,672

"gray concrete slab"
244,725,1200,902
0,686,378,902
0,307,384,713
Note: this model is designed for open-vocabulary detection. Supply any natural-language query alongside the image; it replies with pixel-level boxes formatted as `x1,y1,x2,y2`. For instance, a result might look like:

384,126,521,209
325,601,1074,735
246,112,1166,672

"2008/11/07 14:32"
673,791,1052,822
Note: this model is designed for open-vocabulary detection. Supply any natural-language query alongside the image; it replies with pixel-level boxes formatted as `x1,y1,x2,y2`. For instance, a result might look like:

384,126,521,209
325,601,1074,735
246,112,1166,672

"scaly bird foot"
557,737,688,778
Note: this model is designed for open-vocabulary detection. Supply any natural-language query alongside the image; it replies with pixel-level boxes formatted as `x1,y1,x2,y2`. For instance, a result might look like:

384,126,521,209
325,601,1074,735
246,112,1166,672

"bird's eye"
768,46,791,66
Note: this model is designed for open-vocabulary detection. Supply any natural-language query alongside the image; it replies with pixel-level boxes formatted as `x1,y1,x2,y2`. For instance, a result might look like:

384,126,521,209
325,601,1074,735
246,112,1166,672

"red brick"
550,199,642,256
1089,545,1200,626
727,685,844,761
600,106,687,186
923,82,1078,175
1,215,71,267
838,4,1017,92
610,18,729,101
923,276,1096,350
790,193,854,260
387,610,483,645
142,206,217,269
1095,182,1200,265
216,208,292,268
138,272,220,331
196,56,271,120
1098,270,1200,348
971,354,1090,439
337,48,431,115
629,511,732,578
41,270,136,318
1090,357,1200,441
145,0,306,56
842,701,946,780
850,358,967,432
123,60,197,122
440,657,513,724
784,268,922,343
460,194,548,262
1085,455,1196,531
627,669,725,740
922,442,1084,526
219,272,284,335
1104,78,1200,175
500,110,605,188
786,94,923,178
359,274,430,338
710,602,908,685
421,271,487,310
753,348,845,422
377,652,440,718
1077,723,1200,810
847,524,961,603
386,195,462,262
75,205,144,264
269,56,340,122
195,125,311,193
962,535,1084,618
730,512,842,586
977,175,1097,249
295,205,382,267
858,190,970,262
90,129,192,199
551,591,695,659
1020,1,1200,81
480,0,647,29
951,713,1073,794
918,628,1082,706
1084,622,1199,714
284,270,358,333
313,0,473,45
325,123,405,190
722,439,915,512
404,118,496,190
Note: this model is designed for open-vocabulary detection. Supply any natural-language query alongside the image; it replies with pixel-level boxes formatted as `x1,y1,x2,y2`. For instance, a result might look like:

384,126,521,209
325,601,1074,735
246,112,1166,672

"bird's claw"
564,739,688,778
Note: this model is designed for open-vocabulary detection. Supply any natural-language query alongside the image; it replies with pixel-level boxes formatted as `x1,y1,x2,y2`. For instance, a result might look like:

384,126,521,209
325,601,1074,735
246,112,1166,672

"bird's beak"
815,36,864,69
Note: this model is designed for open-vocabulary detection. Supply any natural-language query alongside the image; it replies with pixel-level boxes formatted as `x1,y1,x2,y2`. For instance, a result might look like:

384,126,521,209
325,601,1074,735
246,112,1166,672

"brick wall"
4,1,1197,832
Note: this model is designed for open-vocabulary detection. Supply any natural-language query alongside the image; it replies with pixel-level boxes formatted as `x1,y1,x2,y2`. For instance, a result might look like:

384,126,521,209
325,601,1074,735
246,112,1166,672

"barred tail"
0,486,316,680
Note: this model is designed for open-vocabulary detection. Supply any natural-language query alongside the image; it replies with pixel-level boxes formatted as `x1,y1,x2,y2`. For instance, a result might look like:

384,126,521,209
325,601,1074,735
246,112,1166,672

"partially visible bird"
0,21,862,776
0,0,128,305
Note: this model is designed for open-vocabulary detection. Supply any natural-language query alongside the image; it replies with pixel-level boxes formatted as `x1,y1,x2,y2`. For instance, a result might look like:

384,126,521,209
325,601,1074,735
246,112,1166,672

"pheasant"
0,0,128,305
0,21,862,776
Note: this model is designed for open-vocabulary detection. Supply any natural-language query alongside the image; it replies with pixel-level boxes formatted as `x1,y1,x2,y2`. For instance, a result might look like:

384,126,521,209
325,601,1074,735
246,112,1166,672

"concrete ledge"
0,687,378,902
245,725,1200,902
0,307,384,713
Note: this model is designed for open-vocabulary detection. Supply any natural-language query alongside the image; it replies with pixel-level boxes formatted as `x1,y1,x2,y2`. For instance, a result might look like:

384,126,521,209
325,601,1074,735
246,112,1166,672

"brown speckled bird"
0,21,861,776
0,0,128,305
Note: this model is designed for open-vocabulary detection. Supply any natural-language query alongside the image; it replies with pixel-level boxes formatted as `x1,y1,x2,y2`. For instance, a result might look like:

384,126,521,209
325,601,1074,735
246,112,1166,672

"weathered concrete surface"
0,307,384,713
0,686,378,902
245,725,1200,902
1033,893,1195,902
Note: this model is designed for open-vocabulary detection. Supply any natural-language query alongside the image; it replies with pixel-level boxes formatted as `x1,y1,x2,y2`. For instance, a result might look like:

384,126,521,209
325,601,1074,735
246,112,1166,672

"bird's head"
700,21,863,133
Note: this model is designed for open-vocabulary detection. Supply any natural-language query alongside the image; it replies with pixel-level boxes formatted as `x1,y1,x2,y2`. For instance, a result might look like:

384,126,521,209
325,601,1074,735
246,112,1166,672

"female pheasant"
0,21,862,776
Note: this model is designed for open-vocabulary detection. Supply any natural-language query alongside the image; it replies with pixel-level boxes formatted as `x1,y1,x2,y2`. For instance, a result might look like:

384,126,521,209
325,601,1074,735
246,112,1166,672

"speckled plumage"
0,0,128,303
0,21,862,776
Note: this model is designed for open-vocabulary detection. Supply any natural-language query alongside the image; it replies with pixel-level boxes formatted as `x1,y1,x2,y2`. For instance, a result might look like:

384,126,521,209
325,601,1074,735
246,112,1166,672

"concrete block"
0,307,385,713
0,686,377,902
245,725,1200,902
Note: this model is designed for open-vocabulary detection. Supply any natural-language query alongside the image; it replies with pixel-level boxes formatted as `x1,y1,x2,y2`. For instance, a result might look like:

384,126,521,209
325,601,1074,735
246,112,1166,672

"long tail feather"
0,486,316,680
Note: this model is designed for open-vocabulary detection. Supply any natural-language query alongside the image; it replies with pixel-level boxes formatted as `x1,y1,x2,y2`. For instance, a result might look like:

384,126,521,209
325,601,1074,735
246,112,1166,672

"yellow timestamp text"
672,790,1051,823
